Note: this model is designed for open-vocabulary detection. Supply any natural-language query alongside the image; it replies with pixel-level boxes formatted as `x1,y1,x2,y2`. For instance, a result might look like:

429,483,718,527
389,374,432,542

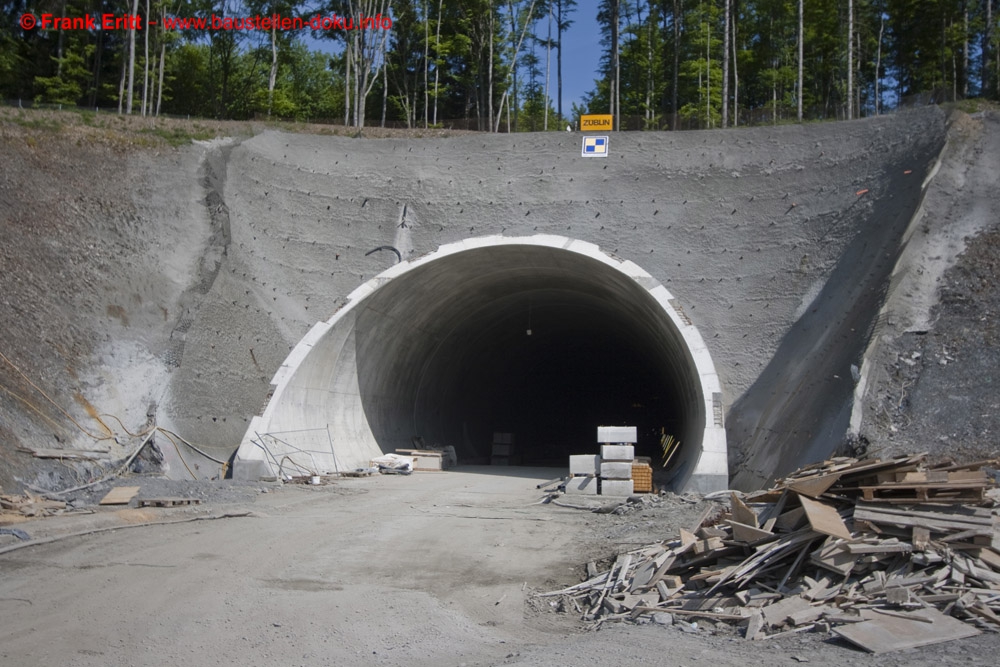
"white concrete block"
569,454,601,477
597,426,637,443
565,476,598,495
601,479,634,496
600,462,633,479
600,444,635,461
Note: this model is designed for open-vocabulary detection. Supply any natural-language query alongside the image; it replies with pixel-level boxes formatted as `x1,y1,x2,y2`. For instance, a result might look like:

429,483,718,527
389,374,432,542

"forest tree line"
1,0,998,131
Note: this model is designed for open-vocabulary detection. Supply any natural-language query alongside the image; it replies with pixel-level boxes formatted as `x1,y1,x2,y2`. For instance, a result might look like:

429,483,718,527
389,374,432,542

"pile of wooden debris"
1,491,68,520
537,454,1000,653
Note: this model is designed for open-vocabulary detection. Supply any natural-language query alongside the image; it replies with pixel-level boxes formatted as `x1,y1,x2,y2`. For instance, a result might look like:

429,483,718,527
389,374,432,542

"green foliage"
34,46,92,106
1,0,997,126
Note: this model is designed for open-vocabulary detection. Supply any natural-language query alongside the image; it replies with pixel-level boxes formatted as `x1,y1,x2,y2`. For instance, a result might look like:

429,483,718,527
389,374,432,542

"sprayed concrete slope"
213,108,946,489
5,107,982,492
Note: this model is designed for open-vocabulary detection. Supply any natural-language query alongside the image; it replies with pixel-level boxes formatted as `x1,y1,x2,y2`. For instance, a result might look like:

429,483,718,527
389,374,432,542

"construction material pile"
1,491,68,520
538,454,1000,653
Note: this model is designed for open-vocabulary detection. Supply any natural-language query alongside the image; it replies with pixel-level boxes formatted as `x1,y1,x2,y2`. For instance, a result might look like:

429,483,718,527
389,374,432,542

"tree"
671,0,681,129
797,0,803,121
609,0,619,126
847,0,853,118
495,0,541,132
34,45,91,105
125,0,139,113
723,0,731,127
555,0,576,123
984,0,994,97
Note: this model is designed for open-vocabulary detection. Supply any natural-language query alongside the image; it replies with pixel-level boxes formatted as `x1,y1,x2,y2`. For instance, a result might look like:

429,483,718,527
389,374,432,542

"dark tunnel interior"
416,291,686,465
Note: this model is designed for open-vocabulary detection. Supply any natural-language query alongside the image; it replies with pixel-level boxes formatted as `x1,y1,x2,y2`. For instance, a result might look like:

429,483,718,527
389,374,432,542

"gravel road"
2,467,997,666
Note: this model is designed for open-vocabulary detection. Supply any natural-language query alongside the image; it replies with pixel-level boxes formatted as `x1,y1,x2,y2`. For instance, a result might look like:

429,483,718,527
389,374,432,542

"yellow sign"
580,114,613,131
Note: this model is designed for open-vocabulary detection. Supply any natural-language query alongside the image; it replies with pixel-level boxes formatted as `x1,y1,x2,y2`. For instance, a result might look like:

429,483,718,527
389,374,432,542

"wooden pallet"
138,497,203,507
859,482,987,504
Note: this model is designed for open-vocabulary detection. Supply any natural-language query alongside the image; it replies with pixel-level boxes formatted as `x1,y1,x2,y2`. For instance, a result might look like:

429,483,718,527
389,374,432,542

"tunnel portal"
236,236,727,492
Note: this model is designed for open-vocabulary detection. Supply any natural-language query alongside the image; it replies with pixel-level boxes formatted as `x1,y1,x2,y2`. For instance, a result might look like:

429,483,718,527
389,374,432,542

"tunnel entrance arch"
235,236,727,492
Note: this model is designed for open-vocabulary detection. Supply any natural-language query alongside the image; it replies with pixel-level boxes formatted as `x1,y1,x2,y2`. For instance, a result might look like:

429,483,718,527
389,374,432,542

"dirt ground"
2,467,997,666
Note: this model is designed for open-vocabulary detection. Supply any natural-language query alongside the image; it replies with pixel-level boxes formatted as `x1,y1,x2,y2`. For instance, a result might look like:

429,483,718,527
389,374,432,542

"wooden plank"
99,486,140,505
836,455,928,482
810,538,856,576
787,473,842,498
931,458,999,472
968,603,1000,626
798,495,853,540
847,541,913,554
857,502,995,523
948,470,989,482
729,520,774,543
698,526,729,539
632,607,746,621
744,610,764,640
693,537,725,555
774,507,806,532
629,559,658,592
731,493,758,528
864,479,989,490
655,580,674,602
614,554,633,590
760,596,811,628
913,526,931,552
854,505,992,533
22,447,110,460
978,547,1000,572
832,607,980,654
788,604,832,626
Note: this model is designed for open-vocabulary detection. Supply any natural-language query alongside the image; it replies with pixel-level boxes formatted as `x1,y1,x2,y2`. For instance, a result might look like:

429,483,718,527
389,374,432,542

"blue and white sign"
581,135,609,157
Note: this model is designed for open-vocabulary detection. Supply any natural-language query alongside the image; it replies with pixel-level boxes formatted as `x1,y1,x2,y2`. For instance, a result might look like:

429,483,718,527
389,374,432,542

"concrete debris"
371,453,414,473
537,453,1000,652
0,527,31,541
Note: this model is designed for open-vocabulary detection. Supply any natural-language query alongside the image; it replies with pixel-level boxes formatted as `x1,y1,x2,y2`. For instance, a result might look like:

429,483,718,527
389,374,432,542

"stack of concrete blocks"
565,454,600,495
491,432,513,465
598,426,637,496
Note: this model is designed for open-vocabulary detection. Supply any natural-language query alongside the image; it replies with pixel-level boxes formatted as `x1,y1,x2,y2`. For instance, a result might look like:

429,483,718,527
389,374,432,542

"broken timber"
536,453,1000,653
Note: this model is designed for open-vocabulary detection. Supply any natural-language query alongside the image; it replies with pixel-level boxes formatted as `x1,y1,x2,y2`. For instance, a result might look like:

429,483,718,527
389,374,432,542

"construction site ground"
1,467,998,666
3,107,1000,663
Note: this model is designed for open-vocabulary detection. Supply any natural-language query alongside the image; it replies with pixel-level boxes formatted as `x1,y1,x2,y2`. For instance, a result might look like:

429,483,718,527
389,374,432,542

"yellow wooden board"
580,114,613,131
99,486,140,505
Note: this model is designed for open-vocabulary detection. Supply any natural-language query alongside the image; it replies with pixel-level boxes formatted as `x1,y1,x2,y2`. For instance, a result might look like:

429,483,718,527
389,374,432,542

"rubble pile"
1,491,68,520
538,454,1000,653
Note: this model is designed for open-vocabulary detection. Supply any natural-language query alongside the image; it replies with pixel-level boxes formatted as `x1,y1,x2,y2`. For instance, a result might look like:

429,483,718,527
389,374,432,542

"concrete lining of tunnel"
235,235,728,493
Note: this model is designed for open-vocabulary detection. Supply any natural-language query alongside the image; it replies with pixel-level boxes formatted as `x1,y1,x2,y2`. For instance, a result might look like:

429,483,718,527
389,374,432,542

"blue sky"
526,0,604,114
301,1,605,117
